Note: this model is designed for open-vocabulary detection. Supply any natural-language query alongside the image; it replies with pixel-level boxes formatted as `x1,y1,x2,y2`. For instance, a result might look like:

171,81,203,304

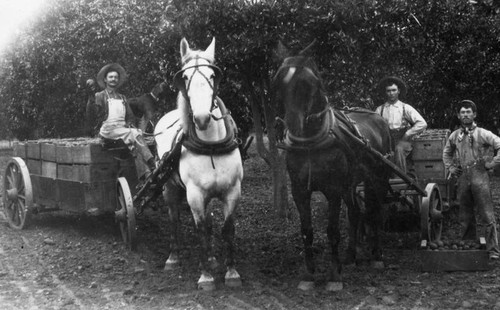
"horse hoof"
164,259,180,271
371,261,385,269
225,268,241,287
297,281,314,291
198,281,216,291
198,273,216,291
326,282,343,292
225,277,242,288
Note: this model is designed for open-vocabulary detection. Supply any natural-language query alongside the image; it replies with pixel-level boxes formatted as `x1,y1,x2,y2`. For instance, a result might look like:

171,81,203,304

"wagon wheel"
115,177,137,251
2,157,33,230
420,183,443,242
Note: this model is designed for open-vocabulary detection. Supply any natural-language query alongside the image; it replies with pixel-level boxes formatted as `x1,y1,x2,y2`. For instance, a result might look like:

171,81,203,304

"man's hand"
401,133,411,142
449,165,462,178
86,79,96,88
485,161,496,170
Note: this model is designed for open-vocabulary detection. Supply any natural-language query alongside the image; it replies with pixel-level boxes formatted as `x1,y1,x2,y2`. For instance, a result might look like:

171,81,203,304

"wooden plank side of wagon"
337,125,427,196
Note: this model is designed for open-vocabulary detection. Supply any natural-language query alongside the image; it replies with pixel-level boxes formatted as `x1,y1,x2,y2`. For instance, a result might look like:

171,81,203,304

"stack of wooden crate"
12,138,137,214
411,129,451,198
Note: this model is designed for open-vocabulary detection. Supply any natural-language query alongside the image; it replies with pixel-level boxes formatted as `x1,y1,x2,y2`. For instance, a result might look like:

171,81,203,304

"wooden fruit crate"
419,238,490,272
10,138,138,214
412,129,450,161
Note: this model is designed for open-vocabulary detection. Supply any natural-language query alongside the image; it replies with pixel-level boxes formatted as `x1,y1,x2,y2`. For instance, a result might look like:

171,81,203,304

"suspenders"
380,103,411,129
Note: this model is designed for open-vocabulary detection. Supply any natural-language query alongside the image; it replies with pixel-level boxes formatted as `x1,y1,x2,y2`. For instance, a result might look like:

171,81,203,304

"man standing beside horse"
88,63,156,183
443,100,500,260
375,76,427,173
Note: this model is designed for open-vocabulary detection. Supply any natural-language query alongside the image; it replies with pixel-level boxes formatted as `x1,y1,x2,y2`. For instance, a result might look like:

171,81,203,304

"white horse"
154,37,244,291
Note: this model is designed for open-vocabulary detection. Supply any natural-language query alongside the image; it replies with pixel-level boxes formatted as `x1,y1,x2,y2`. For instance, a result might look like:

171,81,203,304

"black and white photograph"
1,0,500,309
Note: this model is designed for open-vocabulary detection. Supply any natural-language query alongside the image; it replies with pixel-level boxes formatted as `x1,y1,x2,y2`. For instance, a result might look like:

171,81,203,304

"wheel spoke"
6,173,14,189
18,183,25,195
11,167,19,189
11,201,19,224
16,173,24,191
5,200,14,211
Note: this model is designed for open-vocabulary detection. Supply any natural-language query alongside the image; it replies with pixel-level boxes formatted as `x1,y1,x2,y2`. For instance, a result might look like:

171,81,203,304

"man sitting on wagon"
443,99,500,260
375,76,427,173
89,63,156,183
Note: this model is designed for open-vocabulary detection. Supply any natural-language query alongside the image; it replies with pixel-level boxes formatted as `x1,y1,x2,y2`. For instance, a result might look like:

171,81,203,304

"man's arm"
124,98,136,128
443,133,462,177
442,136,456,169
404,104,427,138
480,129,500,169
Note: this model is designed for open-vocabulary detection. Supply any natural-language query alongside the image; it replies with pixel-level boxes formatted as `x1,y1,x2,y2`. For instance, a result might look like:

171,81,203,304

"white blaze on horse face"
179,37,217,131
283,67,296,84
182,63,216,131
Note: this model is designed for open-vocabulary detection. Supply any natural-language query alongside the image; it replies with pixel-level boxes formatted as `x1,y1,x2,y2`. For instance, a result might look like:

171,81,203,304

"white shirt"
375,100,427,137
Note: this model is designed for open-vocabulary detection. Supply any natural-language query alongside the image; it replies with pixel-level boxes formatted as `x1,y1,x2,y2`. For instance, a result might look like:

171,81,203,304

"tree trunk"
271,155,289,217
246,77,289,217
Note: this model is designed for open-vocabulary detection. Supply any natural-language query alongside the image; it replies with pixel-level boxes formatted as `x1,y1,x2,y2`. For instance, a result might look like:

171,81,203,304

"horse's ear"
298,39,317,56
274,41,290,61
180,38,190,59
204,37,216,62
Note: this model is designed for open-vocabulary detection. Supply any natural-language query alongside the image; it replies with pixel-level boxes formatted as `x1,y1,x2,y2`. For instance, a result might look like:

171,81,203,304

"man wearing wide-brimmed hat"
93,63,155,182
375,76,427,173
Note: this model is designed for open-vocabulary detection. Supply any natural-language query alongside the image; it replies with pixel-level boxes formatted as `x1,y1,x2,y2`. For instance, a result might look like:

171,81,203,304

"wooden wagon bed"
11,138,138,214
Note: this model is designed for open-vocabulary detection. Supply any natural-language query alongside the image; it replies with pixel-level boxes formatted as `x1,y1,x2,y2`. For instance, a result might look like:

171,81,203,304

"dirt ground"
2,143,500,310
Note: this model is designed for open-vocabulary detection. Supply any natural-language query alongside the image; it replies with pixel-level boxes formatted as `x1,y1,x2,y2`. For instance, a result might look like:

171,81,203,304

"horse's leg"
205,211,219,270
221,183,242,287
343,189,360,265
324,191,344,291
186,187,215,291
291,181,315,291
163,181,184,271
364,181,385,269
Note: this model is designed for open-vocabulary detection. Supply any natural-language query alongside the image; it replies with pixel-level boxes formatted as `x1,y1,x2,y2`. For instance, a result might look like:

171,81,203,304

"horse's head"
174,37,222,131
272,40,328,137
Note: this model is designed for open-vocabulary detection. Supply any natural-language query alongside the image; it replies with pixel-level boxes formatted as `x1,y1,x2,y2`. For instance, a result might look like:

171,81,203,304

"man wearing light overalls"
94,63,155,183
375,76,427,173
443,100,500,260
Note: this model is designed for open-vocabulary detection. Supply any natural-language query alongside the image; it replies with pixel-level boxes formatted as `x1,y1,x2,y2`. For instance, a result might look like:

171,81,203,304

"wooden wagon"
351,128,489,271
2,138,139,238
2,135,180,251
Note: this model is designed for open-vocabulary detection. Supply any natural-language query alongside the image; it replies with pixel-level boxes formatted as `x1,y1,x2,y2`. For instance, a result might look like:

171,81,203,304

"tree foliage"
0,0,499,139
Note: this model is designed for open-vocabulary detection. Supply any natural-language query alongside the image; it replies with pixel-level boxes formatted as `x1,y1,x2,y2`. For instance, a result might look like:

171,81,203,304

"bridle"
173,56,227,124
273,58,329,132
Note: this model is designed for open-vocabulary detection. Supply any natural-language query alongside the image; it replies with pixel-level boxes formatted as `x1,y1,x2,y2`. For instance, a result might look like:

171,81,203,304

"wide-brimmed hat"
96,63,127,89
378,76,407,97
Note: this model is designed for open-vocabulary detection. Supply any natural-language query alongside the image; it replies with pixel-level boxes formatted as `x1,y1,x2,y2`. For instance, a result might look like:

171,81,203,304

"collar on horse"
182,97,240,157
277,107,365,152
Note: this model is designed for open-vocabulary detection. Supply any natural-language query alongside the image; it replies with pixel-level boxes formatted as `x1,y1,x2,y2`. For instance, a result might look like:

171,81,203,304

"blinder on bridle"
173,60,223,95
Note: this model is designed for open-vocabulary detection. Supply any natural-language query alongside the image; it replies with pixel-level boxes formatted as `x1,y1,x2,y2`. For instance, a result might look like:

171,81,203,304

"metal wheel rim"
116,177,137,251
421,183,443,242
2,157,33,230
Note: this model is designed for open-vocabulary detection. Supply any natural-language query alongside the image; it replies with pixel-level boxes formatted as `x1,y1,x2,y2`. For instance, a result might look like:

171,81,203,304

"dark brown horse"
273,41,392,291
128,81,170,132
